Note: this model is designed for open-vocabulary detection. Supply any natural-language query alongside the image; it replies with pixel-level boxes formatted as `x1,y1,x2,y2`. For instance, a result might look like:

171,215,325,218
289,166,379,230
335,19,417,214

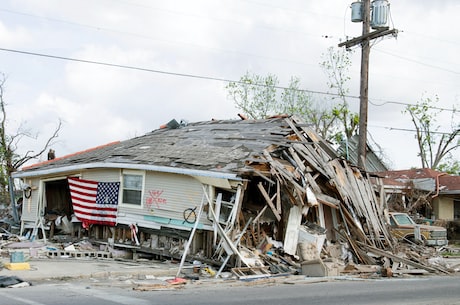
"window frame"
120,170,145,208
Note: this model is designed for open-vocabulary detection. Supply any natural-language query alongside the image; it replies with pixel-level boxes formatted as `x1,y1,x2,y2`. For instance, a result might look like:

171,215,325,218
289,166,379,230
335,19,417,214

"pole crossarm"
338,28,398,49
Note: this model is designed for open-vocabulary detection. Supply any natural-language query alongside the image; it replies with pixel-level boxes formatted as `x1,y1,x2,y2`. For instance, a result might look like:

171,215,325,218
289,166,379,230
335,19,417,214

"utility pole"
339,0,397,170
358,0,370,169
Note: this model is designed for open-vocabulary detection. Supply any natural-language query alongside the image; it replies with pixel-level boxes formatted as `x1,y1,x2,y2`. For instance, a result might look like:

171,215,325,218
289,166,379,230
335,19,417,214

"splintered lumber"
288,146,306,172
289,116,339,159
207,194,251,267
327,159,393,249
276,180,281,213
240,116,398,271
242,167,276,184
264,151,305,195
291,143,329,178
252,205,268,224
304,171,322,194
360,243,450,274
316,193,340,209
231,266,271,280
133,279,186,291
335,228,376,265
257,182,281,221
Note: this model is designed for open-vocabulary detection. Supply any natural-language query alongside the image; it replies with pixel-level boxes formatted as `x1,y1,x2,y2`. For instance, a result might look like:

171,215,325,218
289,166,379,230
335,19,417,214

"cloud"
0,0,459,169
0,21,30,46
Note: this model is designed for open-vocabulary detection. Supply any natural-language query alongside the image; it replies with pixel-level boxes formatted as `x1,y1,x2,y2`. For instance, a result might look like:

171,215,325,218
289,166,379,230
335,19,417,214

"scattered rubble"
1,116,459,287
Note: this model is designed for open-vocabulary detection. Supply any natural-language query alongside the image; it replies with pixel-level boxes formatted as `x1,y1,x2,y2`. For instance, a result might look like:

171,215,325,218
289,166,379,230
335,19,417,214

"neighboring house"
374,168,460,221
337,134,388,173
12,116,393,265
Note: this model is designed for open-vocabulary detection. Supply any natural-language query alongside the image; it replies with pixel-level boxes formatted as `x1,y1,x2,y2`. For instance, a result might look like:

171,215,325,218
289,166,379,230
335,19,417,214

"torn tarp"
0,276,30,288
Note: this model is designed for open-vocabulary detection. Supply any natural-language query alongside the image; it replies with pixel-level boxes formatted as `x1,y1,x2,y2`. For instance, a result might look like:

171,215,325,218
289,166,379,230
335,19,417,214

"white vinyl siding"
82,169,120,183
117,171,213,228
20,178,40,222
144,172,205,220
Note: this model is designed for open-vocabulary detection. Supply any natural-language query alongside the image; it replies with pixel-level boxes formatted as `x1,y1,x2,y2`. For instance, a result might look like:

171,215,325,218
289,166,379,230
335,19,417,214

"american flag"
68,177,120,227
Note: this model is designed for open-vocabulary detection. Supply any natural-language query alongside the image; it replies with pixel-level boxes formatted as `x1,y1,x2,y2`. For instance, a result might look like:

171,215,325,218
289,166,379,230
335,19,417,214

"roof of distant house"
375,168,460,194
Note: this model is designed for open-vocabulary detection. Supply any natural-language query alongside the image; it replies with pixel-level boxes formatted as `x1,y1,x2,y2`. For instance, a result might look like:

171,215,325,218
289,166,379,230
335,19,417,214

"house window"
214,189,236,224
454,200,460,220
122,172,144,206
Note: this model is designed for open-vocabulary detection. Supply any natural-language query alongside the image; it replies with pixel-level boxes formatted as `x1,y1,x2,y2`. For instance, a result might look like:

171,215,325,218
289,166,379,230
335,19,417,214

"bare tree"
0,74,62,202
404,95,459,171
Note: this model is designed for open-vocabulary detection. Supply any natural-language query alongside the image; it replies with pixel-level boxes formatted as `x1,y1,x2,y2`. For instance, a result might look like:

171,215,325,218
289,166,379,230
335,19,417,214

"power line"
373,48,460,75
0,7,322,67
0,46,340,96
0,47,457,115
3,6,459,93
370,124,458,135
369,98,457,113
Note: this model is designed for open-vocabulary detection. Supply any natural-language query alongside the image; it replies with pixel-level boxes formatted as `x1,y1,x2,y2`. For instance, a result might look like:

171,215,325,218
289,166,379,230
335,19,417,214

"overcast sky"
0,0,458,170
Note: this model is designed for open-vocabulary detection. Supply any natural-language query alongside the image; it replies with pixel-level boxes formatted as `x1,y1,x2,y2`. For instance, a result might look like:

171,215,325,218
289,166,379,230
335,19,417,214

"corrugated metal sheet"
412,178,436,192
337,135,388,172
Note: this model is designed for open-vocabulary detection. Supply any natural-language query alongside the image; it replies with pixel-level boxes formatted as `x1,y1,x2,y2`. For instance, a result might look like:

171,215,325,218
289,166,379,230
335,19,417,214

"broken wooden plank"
316,193,340,209
290,143,328,178
231,266,271,280
257,182,281,222
252,205,268,224
276,180,281,214
360,243,450,274
304,171,322,194
283,205,302,255
288,146,306,172
289,116,339,159
267,157,306,196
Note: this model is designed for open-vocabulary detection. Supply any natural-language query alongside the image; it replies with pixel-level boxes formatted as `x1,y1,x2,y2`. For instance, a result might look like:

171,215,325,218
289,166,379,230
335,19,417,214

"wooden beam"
360,243,449,274
338,28,398,49
257,182,281,221
276,180,281,214
252,205,268,224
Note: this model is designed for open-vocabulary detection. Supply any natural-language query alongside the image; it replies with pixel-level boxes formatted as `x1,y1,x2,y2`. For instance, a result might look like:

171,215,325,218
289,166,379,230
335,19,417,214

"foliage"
320,47,359,143
436,156,460,175
404,95,459,171
226,48,358,146
225,72,279,119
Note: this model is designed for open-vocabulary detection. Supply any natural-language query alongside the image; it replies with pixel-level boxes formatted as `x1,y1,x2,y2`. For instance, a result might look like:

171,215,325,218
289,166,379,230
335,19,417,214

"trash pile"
187,116,456,279
1,116,457,283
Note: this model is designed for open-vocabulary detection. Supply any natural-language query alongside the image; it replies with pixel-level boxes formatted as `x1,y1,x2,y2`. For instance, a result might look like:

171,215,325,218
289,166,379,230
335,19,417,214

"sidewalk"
0,257,180,283
0,238,185,285
2,239,460,289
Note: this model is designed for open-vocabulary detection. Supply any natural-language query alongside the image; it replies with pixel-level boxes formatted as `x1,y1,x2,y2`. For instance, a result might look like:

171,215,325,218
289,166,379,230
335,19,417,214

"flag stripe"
72,202,118,214
68,177,120,227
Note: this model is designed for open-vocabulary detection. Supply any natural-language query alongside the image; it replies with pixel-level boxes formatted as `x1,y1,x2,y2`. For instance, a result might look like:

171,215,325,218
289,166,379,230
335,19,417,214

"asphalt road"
1,275,460,305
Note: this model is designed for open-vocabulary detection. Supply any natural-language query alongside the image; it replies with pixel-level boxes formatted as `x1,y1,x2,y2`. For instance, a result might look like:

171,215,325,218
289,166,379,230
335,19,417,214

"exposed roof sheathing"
15,117,298,175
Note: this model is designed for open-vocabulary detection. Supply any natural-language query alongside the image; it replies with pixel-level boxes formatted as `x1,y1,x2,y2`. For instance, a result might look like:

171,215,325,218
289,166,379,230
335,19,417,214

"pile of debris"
1,115,455,281
195,116,455,279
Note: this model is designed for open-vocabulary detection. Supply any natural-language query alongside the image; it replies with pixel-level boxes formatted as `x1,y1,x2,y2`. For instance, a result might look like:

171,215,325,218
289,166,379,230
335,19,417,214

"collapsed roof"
16,116,391,243
14,115,449,275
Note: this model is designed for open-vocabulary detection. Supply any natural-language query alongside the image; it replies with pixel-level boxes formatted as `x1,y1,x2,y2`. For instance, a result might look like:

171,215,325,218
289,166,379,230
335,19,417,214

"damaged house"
13,115,434,275
375,168,460,241
375,168,460,220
